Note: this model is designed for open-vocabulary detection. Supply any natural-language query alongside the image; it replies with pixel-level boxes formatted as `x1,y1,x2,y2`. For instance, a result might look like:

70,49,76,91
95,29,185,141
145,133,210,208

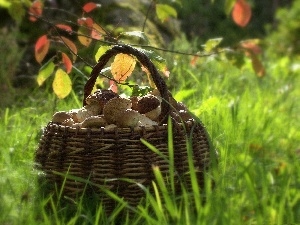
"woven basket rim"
46,119,196,134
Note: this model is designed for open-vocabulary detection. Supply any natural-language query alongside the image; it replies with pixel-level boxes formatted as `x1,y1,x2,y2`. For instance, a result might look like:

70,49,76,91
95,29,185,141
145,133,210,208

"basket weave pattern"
35,45,211,210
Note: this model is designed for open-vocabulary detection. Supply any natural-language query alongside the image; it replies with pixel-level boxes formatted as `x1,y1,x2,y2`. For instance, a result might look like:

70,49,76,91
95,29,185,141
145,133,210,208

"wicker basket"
35,45,212,211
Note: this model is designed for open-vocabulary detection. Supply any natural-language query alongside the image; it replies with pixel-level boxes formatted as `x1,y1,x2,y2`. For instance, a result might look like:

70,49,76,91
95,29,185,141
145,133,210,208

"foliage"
265,0,300,58
22,0,265,99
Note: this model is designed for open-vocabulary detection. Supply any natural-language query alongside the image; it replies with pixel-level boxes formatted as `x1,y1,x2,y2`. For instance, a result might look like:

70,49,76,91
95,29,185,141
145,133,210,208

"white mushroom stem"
145,106,161,121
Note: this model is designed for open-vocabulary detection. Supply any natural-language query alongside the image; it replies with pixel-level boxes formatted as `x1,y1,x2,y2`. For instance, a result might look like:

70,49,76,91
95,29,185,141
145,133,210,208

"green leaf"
8,1,25,24
225,0,236,15
137,48,169,77
95,45,111,62
52,68,72,99
155,4,177,22
120,31,149,44
0,0,10,8
202,38,223,53
37,58,55,86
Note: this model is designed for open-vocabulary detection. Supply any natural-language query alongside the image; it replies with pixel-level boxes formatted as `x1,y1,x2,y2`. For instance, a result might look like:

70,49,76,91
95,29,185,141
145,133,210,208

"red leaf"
61,52,72,74
190,55,199,67
28,0,43,22
83,2,100,13
249,53,265,77
91,23,104,40
35,35,50,63
55,24,73,33
232,0,252,27
60,37,78,61
77,17,93,27
240,39,261,55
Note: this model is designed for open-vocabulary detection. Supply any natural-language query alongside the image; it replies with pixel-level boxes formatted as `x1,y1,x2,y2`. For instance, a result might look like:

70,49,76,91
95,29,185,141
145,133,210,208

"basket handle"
83,45,170,124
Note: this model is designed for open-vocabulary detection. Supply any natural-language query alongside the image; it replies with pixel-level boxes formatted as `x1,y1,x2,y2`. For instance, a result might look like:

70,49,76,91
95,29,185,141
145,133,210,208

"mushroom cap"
81,115,107,128
115,109,140,128
136,94,160,114
52,111,72,124
85,103,102,116
103,97,132,124
86,89,119,105
76,107,91,123
61,118,75,127
85,89,119,114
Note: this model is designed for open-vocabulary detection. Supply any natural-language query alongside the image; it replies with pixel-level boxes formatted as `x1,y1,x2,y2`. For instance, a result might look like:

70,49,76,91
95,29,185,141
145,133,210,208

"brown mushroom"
103,97,132,124
81,115,107,128
85,89,119,114
115,109,140,128
136,94,160,114
61,118,75,127
52,111,72,124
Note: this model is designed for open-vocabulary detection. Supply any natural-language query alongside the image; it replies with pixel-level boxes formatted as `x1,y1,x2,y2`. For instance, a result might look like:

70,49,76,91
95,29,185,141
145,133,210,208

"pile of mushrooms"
51,89,194,129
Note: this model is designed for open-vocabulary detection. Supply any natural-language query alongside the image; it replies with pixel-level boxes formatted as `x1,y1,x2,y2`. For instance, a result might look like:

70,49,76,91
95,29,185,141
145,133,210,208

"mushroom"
61,118,75,127
75,107,91,123
115,109,140,128
68,109,80,123
145,106,161,121
103,97,132,124
137,114,158,127
85,89,119,114
52,111,72,124
130,96,139,111
81,115,107,128
136,94,160,114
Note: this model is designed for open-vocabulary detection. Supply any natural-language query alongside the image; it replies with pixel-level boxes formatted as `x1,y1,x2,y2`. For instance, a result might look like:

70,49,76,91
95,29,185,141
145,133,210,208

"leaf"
77,17,93,27
120,31,149,44
83,2,100,13
91,23,105,40
61,52,72,74
155,4,177,22
55,24,72,33
203,38,223,53
60,37,77,61
37,58,55,86
8,1,25,24
52,68,72,99
239,39,261,54
249,53,265,77
111,53,136,83
224,0,236,15
95,45,111,62
138,48,169,77
35,35,50,63
77,17,95,46
232,0,252,27
28,0,43,22
78,26,92,47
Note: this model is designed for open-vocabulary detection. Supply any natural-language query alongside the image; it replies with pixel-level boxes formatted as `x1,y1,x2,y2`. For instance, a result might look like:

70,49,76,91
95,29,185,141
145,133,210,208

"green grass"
1,46,300,224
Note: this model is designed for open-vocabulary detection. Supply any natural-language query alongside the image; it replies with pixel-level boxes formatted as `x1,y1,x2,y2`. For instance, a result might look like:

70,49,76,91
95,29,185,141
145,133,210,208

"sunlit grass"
1,45,300,224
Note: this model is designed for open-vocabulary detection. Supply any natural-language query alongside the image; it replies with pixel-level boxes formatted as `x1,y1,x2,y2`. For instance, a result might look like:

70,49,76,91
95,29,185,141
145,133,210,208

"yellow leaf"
111,53,136,82
78,26,92,47
52,68,72,99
